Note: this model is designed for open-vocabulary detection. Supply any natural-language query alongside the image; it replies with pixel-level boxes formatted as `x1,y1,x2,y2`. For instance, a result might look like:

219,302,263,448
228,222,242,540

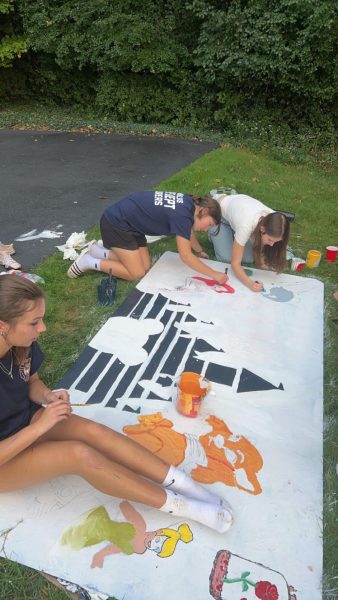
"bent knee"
68,441,102,469
127,268,146,280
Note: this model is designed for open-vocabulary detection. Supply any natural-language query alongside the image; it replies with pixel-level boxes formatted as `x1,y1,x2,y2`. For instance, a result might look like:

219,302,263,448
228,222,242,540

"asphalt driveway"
0,130,216,270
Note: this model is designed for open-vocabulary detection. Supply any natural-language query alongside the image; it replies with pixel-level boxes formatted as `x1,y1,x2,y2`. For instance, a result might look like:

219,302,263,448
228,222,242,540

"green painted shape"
61,505,136,554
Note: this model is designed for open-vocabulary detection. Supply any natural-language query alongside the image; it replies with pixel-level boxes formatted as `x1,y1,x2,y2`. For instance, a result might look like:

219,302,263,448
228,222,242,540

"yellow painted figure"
61,500,193,568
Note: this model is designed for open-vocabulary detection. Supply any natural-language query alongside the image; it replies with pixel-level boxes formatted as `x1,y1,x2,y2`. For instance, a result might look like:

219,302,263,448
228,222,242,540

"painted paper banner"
0,252,323,599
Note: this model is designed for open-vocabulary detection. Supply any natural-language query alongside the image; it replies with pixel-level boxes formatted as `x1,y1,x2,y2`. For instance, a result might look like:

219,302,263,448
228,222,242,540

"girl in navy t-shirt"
0,276,233,533
68,191,229,285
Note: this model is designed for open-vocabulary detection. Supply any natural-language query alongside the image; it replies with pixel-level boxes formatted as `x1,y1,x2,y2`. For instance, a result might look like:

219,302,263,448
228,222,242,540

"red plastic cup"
325,246,338,262
296,261,305,272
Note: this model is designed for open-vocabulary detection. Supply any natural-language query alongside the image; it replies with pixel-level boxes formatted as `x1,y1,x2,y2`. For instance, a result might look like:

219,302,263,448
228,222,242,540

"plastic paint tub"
325,246,338,262
306,249,321,268
176,372,209,417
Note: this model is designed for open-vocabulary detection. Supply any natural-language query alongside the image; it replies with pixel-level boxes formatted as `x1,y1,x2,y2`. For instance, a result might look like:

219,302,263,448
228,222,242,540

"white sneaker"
67,247,91,278
0,252,21,270
0,242,15,255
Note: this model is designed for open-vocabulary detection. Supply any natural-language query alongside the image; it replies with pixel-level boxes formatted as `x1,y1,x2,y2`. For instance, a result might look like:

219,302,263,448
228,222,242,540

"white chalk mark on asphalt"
15,229,64,241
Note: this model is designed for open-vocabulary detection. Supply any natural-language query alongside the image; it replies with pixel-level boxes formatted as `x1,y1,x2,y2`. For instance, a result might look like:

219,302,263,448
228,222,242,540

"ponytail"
252,212,290,272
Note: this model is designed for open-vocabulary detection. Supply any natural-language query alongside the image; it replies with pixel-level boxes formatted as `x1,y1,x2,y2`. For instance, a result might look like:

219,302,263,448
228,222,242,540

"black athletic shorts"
100,214,147,250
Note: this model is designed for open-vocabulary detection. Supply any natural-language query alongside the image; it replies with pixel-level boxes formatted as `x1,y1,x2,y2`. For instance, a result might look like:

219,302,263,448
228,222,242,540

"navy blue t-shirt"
0,341,44,441
103,191,195,240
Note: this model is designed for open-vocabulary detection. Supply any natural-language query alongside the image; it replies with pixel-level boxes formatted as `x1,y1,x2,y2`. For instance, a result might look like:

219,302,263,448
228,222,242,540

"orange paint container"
176,372,209,417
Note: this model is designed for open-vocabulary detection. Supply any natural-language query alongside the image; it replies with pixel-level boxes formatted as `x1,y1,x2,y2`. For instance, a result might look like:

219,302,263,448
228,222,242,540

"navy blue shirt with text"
103,191,195,240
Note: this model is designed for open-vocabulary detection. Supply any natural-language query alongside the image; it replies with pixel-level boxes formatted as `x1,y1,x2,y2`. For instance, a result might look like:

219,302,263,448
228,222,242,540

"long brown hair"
0,276,45,363
252,212,290,272
192,196,222,234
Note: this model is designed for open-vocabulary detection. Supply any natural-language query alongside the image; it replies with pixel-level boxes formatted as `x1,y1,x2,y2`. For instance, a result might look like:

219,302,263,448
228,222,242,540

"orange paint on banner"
123,412,263,495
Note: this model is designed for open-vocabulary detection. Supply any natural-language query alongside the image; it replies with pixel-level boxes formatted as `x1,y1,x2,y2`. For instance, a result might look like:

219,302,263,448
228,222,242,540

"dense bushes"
0,0,28,67
1,0,337,129
190,0,338,127
95,72,214,126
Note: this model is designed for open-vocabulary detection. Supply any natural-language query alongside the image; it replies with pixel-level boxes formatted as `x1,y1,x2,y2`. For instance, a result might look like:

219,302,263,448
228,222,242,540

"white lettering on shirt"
154,191,164,205
154,191,185,210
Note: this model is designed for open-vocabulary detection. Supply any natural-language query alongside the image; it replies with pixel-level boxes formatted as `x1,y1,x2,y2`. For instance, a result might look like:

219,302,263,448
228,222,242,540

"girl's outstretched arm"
190,231,209,258
176,235,228,284
231,241,263,292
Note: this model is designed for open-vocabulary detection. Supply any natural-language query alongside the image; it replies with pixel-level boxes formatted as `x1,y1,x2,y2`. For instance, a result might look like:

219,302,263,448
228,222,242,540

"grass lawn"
0,142,337,600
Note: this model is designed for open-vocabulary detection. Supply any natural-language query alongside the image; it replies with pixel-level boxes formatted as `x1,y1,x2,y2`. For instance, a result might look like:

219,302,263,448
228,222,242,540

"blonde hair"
157,524,193,558
252,212,290,272
0,276,44,363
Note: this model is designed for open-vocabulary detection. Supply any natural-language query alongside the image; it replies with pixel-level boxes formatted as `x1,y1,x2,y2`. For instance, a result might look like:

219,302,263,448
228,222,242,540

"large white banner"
0,252,323,600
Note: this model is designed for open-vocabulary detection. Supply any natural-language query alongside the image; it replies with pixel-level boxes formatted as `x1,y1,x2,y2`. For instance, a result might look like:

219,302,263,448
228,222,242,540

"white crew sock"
76,253,101,272
88,241,110,260
160,489,233,534
162,465,232,512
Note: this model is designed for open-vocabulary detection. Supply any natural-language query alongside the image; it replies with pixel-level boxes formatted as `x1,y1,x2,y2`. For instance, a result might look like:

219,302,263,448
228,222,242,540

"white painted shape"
66,283,175,406
89,317,164,364
100,309,177,405
178,433,208,473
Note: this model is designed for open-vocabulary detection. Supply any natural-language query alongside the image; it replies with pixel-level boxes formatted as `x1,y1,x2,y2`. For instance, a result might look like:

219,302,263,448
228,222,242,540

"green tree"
0,0,28,67
188,0,338,111
20,1,192,73
18,0,210,123
10,0,338,126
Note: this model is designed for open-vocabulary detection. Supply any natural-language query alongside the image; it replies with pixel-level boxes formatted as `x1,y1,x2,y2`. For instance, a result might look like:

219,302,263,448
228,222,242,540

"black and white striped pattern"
58,288,284,412
67,260,85,278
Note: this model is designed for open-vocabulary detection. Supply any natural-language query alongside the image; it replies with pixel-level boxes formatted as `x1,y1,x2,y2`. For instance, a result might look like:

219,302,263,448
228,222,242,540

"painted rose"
255,580,279,600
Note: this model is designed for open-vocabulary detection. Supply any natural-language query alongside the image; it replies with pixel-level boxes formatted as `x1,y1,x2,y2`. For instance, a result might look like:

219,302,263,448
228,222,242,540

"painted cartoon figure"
188,276,235,294
123,413,263,495
209,549,298,599
61,500,193,568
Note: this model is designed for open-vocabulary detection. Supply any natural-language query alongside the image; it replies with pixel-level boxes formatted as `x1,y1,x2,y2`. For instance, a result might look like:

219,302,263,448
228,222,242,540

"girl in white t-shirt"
210,194,290,292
